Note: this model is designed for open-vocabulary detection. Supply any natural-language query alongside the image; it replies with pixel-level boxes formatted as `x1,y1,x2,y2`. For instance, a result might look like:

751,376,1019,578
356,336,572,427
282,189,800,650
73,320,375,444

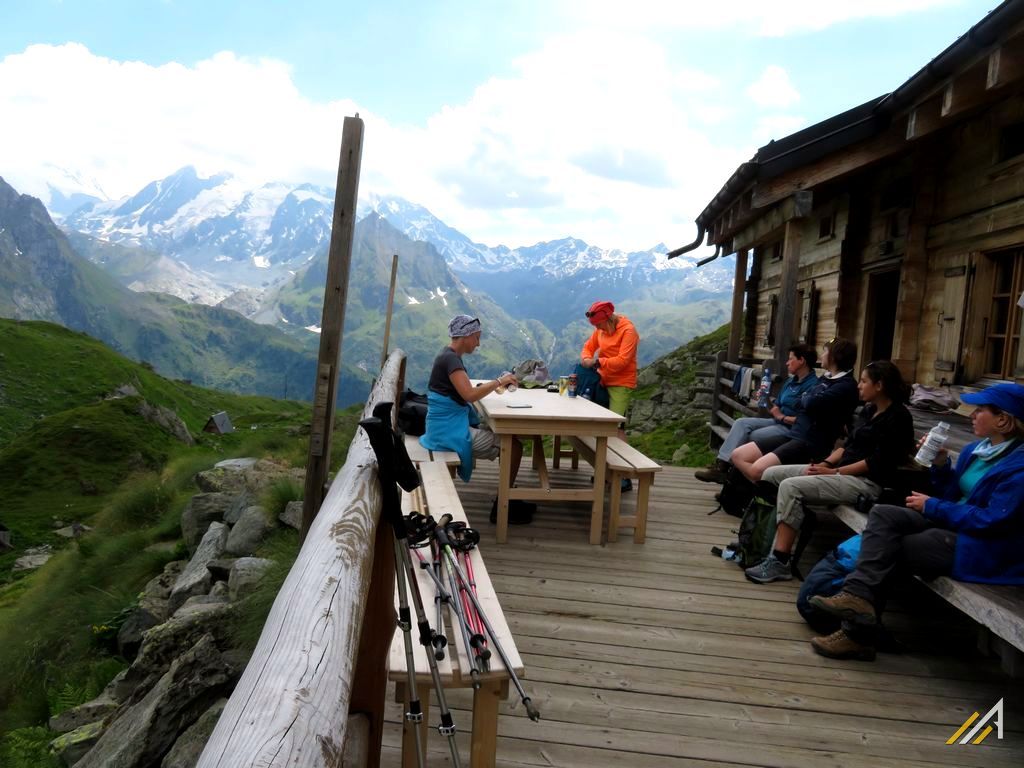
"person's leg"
729,442,764,480
509,437,523,486
716,417,777,462
797,552,847,634
607,386,633,490
743,465,808,583
809,504,934,625
743,451,782,483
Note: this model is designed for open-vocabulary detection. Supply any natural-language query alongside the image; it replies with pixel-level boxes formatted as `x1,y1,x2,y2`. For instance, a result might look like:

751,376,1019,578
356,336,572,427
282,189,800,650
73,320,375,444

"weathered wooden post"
380,253,399,370
301,115,364,542
774,192,811,373
727,248,749,362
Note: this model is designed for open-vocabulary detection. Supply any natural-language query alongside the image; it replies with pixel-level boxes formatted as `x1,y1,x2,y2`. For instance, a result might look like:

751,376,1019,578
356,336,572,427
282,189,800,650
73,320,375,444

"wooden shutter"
961,253,997,382
799,281,818,344
935,266,967,373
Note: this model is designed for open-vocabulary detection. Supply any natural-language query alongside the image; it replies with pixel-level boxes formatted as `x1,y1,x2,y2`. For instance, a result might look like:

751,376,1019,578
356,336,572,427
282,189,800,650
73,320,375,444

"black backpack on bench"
712,466,755,518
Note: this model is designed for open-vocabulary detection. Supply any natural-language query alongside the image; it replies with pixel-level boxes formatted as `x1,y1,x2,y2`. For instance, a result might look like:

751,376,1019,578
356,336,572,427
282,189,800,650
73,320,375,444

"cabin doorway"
863,268,900,363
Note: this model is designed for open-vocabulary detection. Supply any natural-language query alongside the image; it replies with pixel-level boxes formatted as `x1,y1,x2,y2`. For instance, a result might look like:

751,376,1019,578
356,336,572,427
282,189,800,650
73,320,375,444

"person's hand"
581,357,597,368
915,435,949,467
805,463,837,476
906,491,931,513
769,405,783,421
498,372,517,387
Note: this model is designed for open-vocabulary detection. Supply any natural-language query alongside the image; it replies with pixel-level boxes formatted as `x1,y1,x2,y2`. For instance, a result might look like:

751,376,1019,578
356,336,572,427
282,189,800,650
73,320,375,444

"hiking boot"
620,478,633,493
808,591,877,625
744,554,792,584
810,629,877,661
695,460,729,484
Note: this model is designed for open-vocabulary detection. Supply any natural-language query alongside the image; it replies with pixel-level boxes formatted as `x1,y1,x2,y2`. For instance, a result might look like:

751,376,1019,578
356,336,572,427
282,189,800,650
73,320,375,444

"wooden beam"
940,63,991,119
774,219,804,373
731,191,812,253
379,253,399,371
302,115,365,542
906,96,943,141
727,249,749,361
750,129,907,210
987,43,1024,90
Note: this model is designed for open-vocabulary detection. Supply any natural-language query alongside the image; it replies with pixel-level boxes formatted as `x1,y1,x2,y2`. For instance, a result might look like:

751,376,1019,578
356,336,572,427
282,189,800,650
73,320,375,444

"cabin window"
998,122,1024,163
769,241,783,262
818,214,835,240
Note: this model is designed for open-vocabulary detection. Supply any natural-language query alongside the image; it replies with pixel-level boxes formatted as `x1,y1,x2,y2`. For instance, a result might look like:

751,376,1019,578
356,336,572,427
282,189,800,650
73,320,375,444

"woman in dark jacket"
744,360,915,585
732,338,860,483
808,382,1024,660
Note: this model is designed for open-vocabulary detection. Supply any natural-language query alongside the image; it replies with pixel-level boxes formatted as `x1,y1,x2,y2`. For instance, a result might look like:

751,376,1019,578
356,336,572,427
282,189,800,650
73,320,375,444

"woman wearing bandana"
420,314,522,485
808,382,1024,661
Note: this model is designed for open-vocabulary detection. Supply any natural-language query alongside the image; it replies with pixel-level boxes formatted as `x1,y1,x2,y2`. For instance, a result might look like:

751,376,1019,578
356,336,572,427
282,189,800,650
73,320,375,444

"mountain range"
5,166,734,403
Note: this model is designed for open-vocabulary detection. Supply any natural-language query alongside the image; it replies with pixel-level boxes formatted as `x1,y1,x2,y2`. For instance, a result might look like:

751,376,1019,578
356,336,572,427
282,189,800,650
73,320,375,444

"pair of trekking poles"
361,403,539,768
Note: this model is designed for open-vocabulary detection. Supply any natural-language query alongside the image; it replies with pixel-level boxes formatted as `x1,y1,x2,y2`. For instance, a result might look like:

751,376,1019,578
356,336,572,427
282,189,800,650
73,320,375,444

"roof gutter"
665,223,706,259
696,243,723,267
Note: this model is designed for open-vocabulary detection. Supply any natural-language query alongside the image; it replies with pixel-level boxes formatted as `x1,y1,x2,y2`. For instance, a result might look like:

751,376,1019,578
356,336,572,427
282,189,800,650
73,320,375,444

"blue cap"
960,383,1024,421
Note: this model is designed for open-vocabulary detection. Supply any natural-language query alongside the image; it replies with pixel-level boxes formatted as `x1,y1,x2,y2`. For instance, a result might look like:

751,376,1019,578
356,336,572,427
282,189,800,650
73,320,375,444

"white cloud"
747,66,801,108
564,0,961,36
0,38,750,251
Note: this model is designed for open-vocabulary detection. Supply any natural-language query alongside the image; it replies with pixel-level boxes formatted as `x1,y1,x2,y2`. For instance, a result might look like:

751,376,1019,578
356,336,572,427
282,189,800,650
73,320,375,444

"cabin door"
863,268,901,363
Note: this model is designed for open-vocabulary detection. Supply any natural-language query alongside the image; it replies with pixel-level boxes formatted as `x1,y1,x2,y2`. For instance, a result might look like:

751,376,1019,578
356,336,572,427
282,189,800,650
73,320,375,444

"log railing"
197,350,407,768
707,352,770,444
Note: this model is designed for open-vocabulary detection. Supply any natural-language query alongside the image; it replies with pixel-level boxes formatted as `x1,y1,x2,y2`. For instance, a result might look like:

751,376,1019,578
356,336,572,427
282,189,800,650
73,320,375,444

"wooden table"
474,385,624,544
389,465,524,768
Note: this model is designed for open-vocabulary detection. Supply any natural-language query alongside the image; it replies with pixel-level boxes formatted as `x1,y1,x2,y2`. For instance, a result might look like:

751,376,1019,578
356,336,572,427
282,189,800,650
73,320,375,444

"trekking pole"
433,514,541,721
391,536,426,768
360,405,463,767
411,546,448,660
443,548,482,690
460,550,491,669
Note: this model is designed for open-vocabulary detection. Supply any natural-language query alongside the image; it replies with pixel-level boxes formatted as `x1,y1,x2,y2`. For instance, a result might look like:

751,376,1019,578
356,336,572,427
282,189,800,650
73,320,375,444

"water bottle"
756,368,773,409
914,421,950,466
581,386,593,401
494,371,516,394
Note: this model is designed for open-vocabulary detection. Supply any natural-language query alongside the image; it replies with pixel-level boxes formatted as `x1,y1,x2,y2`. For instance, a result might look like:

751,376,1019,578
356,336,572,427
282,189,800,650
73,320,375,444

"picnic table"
473,384,624,544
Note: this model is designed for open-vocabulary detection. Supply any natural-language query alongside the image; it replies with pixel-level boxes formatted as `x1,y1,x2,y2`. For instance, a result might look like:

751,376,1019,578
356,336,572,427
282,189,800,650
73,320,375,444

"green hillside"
0,320,363,740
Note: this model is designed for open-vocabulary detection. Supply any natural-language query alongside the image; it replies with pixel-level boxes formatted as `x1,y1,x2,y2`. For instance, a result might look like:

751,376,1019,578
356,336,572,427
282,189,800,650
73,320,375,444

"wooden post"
708,349,727,447
301,115,364,542
727,249,749,362
774,217,804,373
380,253,399,371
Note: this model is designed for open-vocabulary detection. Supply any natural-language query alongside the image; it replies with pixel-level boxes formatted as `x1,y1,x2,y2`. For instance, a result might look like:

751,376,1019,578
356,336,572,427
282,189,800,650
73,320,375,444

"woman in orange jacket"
580,299,639,436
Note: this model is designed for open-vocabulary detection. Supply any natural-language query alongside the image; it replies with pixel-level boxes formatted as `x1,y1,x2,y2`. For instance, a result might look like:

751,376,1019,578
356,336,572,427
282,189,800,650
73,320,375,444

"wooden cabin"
670,0,1024,392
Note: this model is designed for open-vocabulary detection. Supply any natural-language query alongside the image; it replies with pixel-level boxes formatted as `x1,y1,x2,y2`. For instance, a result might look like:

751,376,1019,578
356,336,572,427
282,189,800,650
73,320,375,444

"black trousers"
843,504,957,608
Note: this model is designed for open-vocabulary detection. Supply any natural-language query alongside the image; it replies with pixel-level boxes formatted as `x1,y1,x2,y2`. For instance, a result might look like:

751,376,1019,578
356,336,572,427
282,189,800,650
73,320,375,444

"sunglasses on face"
585,311,608,318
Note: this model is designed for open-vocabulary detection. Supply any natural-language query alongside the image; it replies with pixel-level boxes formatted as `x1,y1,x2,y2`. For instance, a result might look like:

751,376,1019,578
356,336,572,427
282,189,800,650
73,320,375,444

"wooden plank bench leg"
607,471,623,543
470,679,508,768
634,475,652,544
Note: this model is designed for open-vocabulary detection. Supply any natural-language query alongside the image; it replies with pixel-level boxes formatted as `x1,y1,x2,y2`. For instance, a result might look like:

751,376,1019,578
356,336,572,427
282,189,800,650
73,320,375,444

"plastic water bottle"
494,371,517,394
914,421,950,466
581,386,593,401
756,368,772,409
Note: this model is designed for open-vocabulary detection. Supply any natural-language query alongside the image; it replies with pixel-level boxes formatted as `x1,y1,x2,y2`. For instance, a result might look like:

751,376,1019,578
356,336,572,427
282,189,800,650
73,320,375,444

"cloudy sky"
0,0,997,251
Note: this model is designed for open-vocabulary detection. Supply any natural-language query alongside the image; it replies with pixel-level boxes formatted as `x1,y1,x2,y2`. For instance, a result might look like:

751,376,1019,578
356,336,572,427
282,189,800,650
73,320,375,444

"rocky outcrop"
76,634,232,768
279,500,303,530
168,523,229,615
229,557,274,601
225,505,272,556
161,698,228,768
195,458,303,496
50,720,105,766
180,493,239,553
135,400,194,446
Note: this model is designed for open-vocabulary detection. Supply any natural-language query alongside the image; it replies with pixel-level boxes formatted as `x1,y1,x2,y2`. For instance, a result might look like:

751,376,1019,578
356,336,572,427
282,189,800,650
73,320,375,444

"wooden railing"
197,350,407,768
706,351,770,444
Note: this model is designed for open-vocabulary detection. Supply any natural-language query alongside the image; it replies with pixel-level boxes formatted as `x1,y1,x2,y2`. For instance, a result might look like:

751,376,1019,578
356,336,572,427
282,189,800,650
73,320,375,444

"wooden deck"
381,463,1024,767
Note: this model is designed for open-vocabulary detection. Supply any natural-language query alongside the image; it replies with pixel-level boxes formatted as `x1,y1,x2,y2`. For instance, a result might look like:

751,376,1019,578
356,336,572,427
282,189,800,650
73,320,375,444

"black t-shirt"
838,402,915,486
429,346,467,406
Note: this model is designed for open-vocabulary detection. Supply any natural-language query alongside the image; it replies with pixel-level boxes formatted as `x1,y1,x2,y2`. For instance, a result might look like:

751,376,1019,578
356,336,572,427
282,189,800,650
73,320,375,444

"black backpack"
572,364,610,408
397,389,428,436
713,466,755,518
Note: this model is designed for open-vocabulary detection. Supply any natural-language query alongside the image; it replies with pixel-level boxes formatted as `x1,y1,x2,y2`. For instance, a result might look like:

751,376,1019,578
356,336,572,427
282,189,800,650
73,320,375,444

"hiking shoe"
744,554,793,584
808,591,877,625
695,460,729,484
810,629,877,661
620,478,633,493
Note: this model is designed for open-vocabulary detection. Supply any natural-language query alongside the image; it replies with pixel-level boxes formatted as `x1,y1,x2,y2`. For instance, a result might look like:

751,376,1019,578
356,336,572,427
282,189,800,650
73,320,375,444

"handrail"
197,350,407,768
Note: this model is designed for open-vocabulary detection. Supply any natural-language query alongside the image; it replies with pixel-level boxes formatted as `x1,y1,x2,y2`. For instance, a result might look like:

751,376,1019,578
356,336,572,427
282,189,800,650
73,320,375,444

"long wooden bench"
404,433,461,475
830,503,1024,676
390,462,525,767
566,435,661,543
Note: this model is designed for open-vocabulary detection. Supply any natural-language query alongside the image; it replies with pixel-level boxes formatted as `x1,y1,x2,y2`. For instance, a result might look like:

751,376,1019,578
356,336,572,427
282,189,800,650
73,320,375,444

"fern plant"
0,727,61,768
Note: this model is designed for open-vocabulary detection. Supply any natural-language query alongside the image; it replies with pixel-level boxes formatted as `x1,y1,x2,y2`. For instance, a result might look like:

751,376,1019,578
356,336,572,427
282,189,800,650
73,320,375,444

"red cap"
586,300,614,326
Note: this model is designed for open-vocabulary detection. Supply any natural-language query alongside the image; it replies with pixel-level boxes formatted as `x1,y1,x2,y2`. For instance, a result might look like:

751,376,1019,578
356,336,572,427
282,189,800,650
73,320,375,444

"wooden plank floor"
381,463,1024,767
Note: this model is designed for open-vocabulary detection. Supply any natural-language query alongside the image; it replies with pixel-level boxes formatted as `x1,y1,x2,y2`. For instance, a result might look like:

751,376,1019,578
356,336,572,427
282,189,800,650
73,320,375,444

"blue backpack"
572,363,610,408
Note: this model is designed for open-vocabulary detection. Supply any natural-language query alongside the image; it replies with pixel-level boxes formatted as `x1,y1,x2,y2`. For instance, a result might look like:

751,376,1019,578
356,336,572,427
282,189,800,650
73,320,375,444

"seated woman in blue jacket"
808,382,1024,661
420,315,522,485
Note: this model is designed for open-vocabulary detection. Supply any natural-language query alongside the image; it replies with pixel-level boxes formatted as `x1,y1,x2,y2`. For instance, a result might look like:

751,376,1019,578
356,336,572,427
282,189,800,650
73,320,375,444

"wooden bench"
390,462,525,767
830,503,1024,676
566,436,661,543
404,433,461,475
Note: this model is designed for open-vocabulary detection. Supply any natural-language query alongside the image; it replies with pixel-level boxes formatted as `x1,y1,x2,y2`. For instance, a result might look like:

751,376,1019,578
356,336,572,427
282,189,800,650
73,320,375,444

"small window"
769,241,783,262
998,122,1024,163
818,214,835,240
